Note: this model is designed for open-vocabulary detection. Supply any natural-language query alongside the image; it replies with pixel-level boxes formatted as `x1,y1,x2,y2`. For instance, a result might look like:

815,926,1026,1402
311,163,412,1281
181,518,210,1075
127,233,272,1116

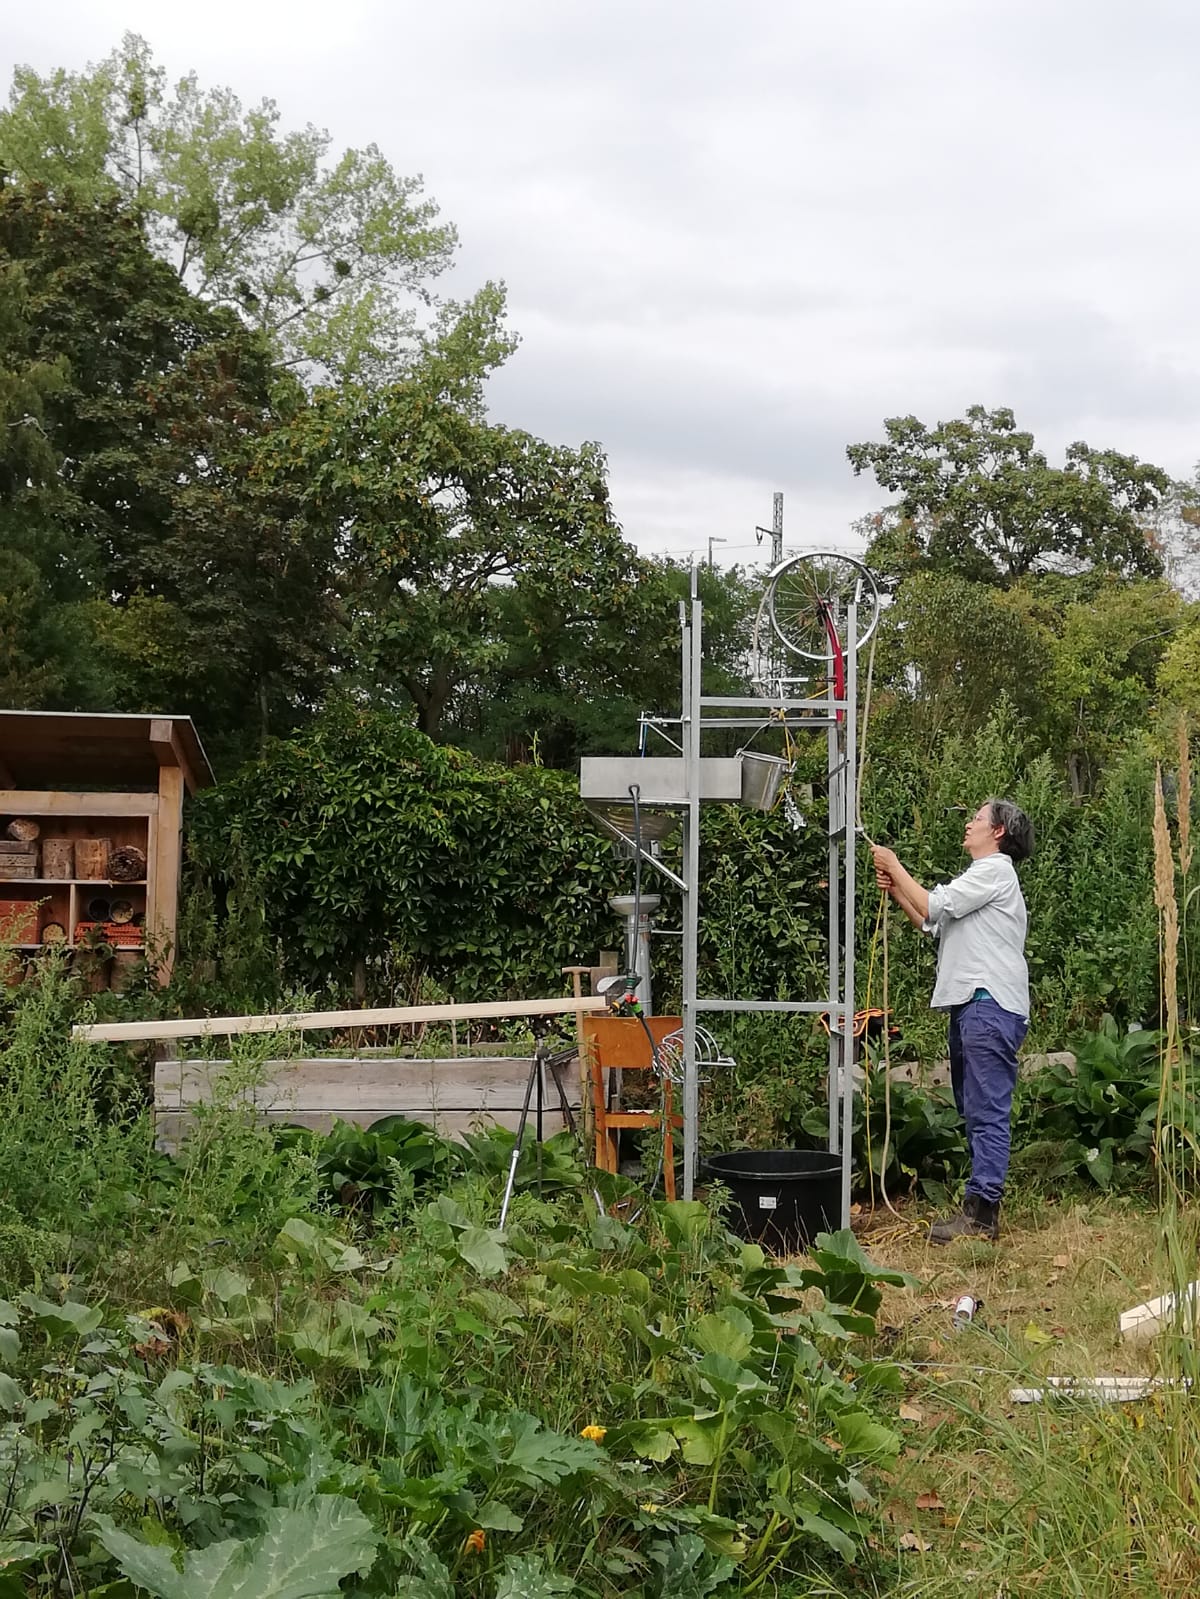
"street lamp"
707,535,727,572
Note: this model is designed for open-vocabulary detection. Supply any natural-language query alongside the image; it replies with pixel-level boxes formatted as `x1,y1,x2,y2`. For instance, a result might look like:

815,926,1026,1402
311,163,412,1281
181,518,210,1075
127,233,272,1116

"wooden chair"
582,1014,684,1200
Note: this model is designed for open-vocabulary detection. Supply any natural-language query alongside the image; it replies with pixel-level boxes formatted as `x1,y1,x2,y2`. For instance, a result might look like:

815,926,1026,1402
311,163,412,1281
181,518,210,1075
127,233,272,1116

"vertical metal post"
826,625,841,1151
681,566,703,1198
772,491,784,567
839,603,859,1227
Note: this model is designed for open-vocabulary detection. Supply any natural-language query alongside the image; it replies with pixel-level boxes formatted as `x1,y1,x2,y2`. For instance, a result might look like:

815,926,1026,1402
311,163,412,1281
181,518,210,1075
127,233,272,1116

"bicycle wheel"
766,552,880,662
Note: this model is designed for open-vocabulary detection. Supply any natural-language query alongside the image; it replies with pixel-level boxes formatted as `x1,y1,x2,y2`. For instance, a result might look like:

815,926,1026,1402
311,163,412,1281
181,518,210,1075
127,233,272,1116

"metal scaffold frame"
582,564,861,1225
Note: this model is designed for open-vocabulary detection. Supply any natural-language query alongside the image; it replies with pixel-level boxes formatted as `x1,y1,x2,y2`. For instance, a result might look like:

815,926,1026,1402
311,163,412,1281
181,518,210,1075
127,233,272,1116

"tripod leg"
499,1053,540,1229
536,1053,544,1201
549,1055,578,1138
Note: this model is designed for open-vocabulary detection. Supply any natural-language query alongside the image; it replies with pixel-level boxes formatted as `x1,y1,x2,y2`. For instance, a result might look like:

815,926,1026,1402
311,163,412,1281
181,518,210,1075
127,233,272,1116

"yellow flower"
464,1529,486,1555
580,1424,607,1442
640,1502,659,1515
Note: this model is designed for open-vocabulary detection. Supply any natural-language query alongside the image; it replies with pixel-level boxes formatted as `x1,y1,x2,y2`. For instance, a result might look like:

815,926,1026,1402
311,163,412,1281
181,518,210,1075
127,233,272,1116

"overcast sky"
7,0,1200,564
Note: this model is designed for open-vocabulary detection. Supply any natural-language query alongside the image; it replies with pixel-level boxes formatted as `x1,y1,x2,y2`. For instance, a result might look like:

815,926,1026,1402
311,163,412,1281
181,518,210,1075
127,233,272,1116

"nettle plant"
0,1201,911,1597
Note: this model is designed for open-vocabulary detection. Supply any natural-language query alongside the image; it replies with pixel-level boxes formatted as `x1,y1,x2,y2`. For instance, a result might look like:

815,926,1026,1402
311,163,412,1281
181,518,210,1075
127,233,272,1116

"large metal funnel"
587,803,681,853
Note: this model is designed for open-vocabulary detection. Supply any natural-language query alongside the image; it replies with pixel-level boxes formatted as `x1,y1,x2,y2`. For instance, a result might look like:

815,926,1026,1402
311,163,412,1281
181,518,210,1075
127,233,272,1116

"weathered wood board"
155,1055,582,1149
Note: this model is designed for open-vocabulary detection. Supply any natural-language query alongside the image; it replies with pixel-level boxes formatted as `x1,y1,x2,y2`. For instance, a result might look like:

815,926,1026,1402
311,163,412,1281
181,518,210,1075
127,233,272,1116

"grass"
826,1192,1200,1598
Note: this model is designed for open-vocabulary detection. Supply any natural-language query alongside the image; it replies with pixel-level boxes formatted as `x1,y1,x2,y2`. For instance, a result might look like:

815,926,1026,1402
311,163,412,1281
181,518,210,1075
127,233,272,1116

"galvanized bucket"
738,751,790,811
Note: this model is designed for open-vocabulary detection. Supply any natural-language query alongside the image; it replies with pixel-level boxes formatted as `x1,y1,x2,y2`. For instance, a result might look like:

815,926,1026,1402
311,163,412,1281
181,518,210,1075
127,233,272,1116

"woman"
871,799,1034,1244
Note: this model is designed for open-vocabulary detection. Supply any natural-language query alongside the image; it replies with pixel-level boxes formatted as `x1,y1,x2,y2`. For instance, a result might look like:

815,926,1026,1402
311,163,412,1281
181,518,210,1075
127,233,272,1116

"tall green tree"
0,180,334,751
446,558,761,763
848,405,1171,585
261,374,667,753
866,571,1050,746
0,34,509,384
1044,577,1186,797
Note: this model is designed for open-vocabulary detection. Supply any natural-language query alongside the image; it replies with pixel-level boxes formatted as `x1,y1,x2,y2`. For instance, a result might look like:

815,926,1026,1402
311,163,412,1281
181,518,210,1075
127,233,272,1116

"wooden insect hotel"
0,711,213,987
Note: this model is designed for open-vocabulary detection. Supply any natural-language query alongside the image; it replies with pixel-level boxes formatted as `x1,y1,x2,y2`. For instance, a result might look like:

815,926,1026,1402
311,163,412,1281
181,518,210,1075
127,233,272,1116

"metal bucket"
738,751,790,811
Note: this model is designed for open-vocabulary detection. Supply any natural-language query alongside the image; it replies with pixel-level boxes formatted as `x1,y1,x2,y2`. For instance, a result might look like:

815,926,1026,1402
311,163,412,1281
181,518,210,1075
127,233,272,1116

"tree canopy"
848,405,1171,586
0,180,335,751
0,34,509,385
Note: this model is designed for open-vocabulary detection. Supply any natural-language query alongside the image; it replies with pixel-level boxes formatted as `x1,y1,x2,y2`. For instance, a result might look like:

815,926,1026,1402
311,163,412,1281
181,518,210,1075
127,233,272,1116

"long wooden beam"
74,994,609,1045
0,791,158,816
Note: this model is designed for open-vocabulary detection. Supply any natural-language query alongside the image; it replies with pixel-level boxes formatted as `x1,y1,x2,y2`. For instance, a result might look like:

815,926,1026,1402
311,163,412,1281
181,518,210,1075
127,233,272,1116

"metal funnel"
585,801,682,852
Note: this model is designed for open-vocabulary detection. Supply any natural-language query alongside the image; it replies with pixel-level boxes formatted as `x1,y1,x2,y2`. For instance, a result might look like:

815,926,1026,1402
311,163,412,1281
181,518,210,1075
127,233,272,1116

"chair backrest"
581,1014,683,1071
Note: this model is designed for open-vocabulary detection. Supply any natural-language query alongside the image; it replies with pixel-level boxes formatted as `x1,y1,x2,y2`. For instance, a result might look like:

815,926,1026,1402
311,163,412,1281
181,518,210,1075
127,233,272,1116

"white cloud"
6,0,1199,558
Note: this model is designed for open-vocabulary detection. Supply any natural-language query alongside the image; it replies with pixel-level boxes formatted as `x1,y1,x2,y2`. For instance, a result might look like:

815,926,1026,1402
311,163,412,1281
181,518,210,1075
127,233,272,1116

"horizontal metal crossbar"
697,717,837,730
700,696,849,711
693,999,847,1015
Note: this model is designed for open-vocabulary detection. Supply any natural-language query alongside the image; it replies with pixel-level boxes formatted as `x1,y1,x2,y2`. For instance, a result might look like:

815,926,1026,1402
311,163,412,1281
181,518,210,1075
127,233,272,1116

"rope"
851,630,902,1220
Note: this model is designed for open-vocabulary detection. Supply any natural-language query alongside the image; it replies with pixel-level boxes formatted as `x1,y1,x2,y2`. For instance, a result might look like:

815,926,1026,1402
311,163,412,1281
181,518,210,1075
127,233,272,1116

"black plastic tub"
705,1149,842,1253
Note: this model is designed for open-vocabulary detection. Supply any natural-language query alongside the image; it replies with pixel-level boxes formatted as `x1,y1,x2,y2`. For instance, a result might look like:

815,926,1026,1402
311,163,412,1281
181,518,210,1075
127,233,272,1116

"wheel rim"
766,552,880,661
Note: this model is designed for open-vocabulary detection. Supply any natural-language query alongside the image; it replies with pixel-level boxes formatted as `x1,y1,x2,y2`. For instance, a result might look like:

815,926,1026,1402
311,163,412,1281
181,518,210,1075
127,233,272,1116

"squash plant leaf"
94,1496,378,1599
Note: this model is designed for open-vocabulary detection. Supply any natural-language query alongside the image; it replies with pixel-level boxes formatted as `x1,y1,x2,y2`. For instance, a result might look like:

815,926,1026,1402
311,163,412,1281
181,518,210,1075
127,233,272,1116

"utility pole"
756,492,785,567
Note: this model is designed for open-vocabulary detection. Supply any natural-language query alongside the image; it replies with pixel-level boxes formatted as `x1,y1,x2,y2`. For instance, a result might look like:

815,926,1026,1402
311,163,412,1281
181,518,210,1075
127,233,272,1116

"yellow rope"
853,630,902,1219
860,890,886,1209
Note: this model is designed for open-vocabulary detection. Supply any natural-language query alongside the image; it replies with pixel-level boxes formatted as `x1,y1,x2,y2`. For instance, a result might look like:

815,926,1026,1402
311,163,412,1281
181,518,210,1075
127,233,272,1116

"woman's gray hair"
987,798,1034,862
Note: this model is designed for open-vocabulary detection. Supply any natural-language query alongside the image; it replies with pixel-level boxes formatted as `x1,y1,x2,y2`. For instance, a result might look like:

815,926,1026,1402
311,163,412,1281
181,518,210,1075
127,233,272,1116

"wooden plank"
583,1014,683,1068
78,994,607,1043
156,1058,579,1114
154,1105,573,1151
0,791,158,817
151,765,183,980
149,719,202,797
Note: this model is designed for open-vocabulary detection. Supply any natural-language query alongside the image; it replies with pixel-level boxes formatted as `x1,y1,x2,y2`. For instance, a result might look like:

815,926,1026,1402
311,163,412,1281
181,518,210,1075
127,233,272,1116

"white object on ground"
953,1295,977,1329
1119,1282,1200,1342
1010,1376,1190,1404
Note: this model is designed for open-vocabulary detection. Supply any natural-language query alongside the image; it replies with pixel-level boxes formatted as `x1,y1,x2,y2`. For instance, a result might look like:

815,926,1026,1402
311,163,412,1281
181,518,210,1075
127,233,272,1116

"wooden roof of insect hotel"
0,711,214,795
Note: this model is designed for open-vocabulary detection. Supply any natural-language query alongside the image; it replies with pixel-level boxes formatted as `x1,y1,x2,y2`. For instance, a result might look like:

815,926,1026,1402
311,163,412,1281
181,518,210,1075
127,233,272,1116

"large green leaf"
391,1535,454,1598
646,1533,734,1598
544,1262,623,1298
456,1227,508,1277
690,1307,753,1364
503,1414,605,1486
835,1409,900,1466
693,1353,770,1405
493,1554,575,1597
658,1201,709,1246
799,1229,914,1316
94,1497,378,1599
20,1295,103,1341
276,1217,368,1274
620,1422,678,1462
